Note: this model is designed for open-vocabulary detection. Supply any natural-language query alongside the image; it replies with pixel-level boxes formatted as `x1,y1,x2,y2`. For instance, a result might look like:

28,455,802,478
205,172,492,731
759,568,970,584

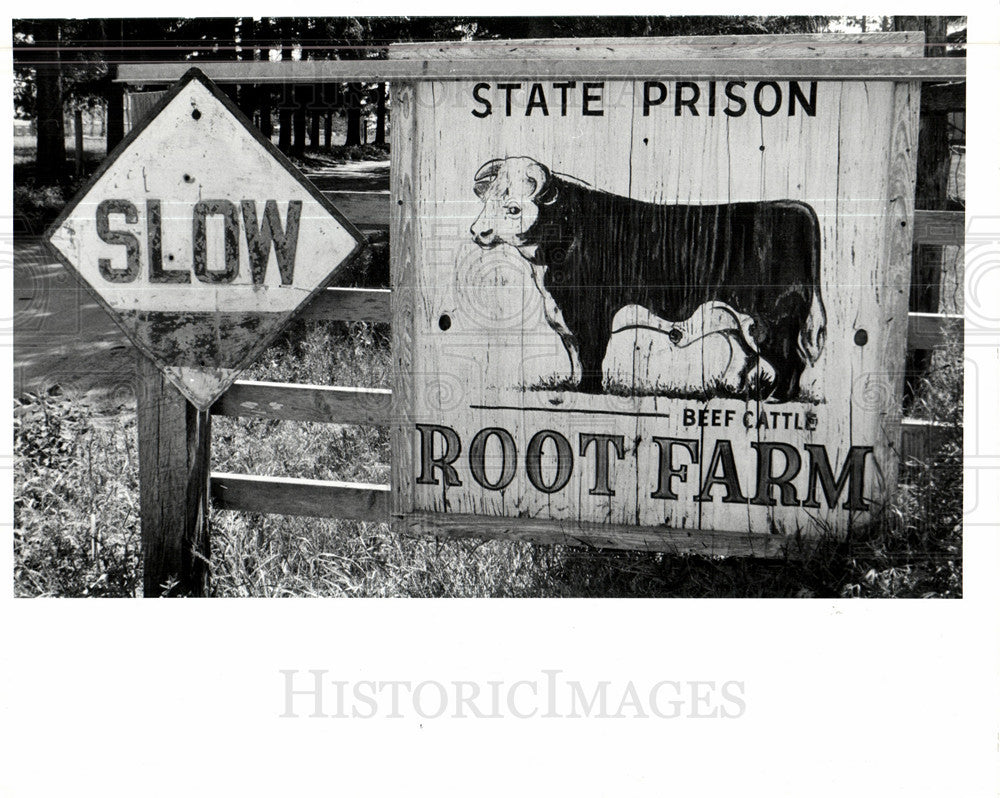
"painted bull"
469,156,827,401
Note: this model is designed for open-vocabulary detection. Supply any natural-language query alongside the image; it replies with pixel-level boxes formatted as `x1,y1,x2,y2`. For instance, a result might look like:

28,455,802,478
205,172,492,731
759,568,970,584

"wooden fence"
119,38,965,595
205,211,963,522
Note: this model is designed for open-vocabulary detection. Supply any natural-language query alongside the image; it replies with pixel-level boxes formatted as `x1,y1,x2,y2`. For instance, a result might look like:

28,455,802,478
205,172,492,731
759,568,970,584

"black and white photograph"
10,13,968,597
2,7,997,797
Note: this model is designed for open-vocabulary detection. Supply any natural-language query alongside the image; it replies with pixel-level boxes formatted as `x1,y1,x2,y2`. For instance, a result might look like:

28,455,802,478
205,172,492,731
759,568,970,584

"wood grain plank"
900,418,957,465
211,473,390,520
390,82,418,521
399,512,787,558
114,289,954,348
907,312,963,350
912,209,964,245
920,81,965,112
136,354,210,597
871,79,921,502
211,381,391,425
117,57,965,85
388,32,925,60
299,287,391,322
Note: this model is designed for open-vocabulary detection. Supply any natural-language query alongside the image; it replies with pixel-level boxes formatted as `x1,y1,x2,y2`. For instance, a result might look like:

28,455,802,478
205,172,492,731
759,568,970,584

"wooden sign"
391,36,920,554
46,68,364,409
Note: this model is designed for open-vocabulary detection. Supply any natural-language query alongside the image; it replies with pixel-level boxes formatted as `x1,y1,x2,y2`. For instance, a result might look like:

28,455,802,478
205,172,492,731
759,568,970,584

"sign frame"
44,67,368,410
388,34,923,557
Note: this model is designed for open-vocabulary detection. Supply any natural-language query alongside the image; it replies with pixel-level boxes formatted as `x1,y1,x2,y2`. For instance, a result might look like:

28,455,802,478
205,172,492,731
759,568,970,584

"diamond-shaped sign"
46,68,365,409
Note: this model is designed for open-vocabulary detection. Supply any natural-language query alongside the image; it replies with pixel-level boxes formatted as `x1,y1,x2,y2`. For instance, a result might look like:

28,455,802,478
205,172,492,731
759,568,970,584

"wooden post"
73,109,84,177
895,18,953,400
136,355,211,597
106,63,125,151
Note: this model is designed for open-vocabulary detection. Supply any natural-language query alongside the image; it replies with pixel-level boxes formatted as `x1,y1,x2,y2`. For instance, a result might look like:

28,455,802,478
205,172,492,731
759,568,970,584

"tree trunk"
74,109,84,177
292,86,306,156
35,19,66,182
239,84,257,120
260,87,273,139
344,82,362,146
374,82,387,146
309,110,320,149
278,109,292,153
99,19,124,152
278,85,293,153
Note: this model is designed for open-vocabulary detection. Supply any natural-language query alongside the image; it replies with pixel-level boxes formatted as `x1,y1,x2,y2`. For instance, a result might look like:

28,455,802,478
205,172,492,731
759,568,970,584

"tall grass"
13,321,962,598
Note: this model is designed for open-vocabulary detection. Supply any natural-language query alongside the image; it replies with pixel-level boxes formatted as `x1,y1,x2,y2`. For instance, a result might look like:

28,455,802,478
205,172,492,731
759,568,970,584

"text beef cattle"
470,156,827,400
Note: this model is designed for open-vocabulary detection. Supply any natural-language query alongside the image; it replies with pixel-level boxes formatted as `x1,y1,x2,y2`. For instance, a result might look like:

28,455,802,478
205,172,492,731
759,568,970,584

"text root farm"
416,424,874,511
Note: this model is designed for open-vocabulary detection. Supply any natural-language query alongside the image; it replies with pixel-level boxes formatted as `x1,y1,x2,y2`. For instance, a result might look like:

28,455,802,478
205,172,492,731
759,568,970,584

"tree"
373,82,387,146
32,19,67,181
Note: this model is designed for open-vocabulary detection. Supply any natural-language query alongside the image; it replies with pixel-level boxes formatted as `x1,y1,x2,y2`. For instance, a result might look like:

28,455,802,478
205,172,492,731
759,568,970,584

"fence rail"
211,473,390,520
207,415,952,527
117,57,964,84
212,382,391,425
191,136,965,533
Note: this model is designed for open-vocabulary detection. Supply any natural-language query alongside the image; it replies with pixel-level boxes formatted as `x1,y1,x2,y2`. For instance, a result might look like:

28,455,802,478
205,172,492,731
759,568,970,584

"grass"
13,316,963,598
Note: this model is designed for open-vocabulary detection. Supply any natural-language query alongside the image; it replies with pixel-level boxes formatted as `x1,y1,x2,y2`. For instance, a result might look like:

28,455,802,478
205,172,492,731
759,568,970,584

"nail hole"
759,145,766,151
438,314,452,331
900,220,906,227
183,174,194,183
854,329,868,346
642,137,649,145
191,109,201,120
167,254,174,262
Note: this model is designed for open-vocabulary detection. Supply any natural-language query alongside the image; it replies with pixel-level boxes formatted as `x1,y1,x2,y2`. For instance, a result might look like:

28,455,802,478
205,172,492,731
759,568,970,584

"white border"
2,5,997,796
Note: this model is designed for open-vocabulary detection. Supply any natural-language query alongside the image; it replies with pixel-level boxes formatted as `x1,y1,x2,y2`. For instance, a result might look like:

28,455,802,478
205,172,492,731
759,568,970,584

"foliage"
13,182,65,233
13,321,962,598
14,388,141,597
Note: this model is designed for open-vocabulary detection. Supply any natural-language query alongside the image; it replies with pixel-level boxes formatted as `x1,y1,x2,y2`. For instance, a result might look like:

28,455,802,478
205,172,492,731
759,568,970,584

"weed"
13,322,963,598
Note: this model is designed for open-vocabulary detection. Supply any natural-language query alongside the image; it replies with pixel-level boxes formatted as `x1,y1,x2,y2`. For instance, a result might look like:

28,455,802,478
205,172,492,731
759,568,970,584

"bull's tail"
798,291,827,366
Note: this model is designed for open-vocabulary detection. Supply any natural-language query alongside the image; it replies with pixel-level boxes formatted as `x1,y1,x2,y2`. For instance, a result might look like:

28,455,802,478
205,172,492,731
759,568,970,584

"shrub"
13,182,65,234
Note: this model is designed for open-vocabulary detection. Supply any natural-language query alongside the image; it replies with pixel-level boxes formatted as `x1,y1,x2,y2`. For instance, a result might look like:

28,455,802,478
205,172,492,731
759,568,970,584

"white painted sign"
47,68,364,409
392,40,920,553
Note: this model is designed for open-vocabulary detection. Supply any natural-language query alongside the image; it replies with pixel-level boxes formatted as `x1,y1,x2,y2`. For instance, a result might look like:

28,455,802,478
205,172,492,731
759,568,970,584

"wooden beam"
399,512,788,558
907,312,962,349
913,210,964,246
210,473,390,521
212,381,391,425
388,32,925,61
390,81,418,523
300,287,391,323
136,355,210,597
117,57,965,85
900,418,958,464
211,304,956,427
920,81,965,113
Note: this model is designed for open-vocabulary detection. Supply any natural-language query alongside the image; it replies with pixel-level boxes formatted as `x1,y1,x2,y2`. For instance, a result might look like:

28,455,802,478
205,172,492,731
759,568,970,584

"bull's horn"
474,159,505,184
524,160,557,205
523,159,551,197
